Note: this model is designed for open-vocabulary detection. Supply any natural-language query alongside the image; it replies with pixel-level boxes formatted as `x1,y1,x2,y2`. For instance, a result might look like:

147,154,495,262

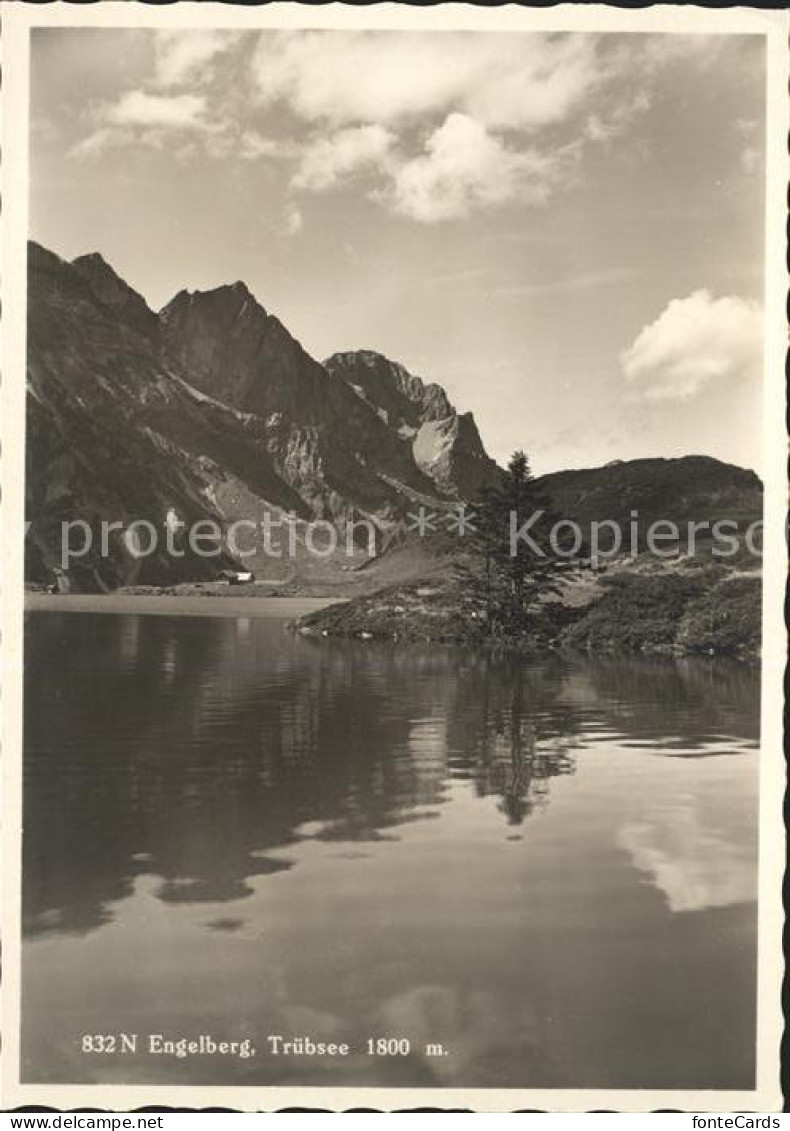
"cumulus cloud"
733,119,763,176
583,91,651,144
66,29,739,225
70,90,213,158
293,125,396,192
71,91,287,164
104,90,210,130
250,30,654,222
740,146,761,175
464,34,601,132
251,30,602,132
237,130,284,161
153,30,243,88
384,113,564,222
284,203,304,236
197,126,288,162
735,117,759,136
621,289,763,400
68,127,125,158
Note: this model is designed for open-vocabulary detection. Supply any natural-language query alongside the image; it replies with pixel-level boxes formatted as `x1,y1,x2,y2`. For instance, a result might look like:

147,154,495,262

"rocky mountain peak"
324,349,498,497
71,250,157,337
26,241,505,589
27,239,760,599
71,250,109,271
29,241,95,307
158,278,331,421
160,278,266,325
325,350,453,424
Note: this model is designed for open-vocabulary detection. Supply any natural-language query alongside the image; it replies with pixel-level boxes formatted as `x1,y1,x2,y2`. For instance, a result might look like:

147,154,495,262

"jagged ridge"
26,241,500,588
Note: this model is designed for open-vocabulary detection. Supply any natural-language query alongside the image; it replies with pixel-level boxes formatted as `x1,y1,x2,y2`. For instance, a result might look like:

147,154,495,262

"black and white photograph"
1,3,786,1112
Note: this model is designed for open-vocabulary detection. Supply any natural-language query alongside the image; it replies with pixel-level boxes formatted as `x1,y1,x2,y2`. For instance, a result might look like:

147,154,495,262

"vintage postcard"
1,1,786,1113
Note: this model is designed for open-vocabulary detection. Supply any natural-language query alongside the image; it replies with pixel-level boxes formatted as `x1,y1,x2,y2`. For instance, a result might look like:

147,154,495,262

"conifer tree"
463,450,564,637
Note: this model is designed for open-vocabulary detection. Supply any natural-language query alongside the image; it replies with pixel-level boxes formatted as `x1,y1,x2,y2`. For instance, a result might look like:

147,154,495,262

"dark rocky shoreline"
292,559,762,661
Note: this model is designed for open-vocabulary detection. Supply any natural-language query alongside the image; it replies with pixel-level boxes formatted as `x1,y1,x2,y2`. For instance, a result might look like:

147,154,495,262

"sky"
29,27,767,474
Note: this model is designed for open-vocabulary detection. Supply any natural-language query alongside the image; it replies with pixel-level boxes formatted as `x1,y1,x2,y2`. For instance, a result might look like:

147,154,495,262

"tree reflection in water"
23,613,753,938
468,661,577,826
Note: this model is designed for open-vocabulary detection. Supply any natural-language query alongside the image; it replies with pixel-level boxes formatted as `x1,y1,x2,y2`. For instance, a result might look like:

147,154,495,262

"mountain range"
26,241,497,589
25,240,762,592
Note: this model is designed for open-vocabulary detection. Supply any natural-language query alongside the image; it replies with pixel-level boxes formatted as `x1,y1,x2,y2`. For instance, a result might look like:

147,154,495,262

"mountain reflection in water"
22,612,758,1089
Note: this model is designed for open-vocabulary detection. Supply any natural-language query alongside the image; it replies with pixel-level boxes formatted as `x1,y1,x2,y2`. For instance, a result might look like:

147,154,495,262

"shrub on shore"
675,575,761,656
559,568,760,657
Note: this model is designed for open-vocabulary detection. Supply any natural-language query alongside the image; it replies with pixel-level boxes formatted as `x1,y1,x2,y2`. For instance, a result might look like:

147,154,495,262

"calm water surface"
22,611,759,1089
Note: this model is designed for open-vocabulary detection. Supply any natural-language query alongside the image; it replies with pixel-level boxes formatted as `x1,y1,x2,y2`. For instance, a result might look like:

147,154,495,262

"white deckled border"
1,2,787,1113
